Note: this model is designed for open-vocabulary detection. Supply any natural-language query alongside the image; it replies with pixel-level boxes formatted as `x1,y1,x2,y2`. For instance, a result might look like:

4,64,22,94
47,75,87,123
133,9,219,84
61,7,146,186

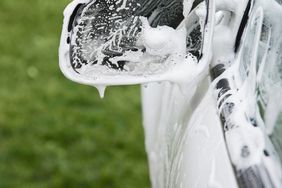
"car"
59,0,282,187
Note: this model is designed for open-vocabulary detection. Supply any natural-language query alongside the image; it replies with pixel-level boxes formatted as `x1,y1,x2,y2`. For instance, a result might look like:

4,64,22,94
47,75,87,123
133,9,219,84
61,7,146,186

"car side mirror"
59,0,215,96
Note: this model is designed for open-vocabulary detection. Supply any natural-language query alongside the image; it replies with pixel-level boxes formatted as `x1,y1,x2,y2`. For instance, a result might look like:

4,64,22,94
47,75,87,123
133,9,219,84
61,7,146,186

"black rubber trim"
210,64,225,80
234,0,252,53
205,0,209,26
68,3,84,32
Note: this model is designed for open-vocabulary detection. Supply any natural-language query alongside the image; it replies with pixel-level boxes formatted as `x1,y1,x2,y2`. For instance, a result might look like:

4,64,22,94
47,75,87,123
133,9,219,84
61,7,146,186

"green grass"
0,0,150,187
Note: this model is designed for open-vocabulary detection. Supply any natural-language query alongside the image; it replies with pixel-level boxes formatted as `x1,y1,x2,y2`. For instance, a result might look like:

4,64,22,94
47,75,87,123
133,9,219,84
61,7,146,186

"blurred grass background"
0,0,150,187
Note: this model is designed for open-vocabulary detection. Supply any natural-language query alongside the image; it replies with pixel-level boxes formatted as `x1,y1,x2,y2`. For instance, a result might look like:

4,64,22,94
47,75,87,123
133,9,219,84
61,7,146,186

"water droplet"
208,158,222,188
95,85,107,98
195,125,210,139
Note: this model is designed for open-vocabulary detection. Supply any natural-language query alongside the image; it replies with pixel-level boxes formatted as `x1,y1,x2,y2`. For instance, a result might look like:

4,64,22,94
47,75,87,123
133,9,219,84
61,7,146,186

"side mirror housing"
59,0,214,92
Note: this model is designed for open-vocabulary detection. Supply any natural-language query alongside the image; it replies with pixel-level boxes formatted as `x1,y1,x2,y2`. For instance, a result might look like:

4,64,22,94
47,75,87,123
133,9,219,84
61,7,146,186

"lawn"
0,0,150,187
